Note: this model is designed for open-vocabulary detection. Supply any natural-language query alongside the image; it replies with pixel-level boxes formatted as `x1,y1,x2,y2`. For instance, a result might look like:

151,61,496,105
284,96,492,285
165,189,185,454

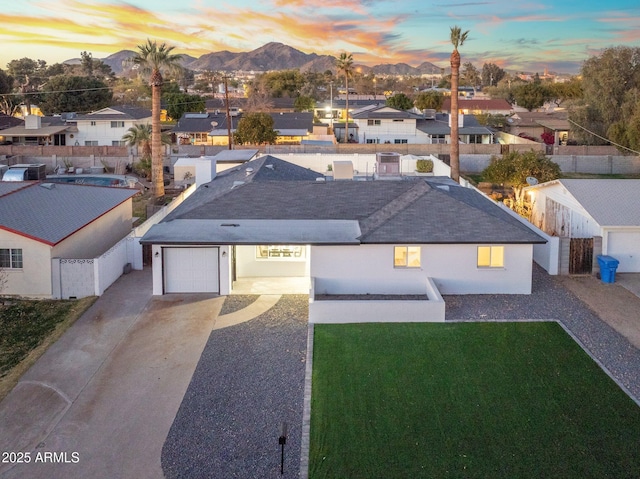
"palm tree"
122,123,152,160
449,26,470,182
131,39,182,198
335,52,354,143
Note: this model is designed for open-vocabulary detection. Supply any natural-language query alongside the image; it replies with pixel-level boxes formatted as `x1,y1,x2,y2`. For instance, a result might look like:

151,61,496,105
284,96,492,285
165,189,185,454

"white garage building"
526,179,640,273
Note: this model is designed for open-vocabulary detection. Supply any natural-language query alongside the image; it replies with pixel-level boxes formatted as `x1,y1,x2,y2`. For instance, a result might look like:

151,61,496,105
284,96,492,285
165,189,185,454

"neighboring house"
442,98,513,116
0,181,138,297
350,106,495,145
0,115,73,146
506,111,571,145
526,179,640,273
0,114,24,143
141,156,545,309
174,111,314,146
71,106,152,146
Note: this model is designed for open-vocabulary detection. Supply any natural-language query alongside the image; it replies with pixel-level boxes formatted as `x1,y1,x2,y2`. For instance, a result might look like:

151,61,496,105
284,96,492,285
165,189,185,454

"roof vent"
232,181,245,189
265,164,274,170
245,167,254,176
315,177,326,182
220,223,240,227
40,182,55,189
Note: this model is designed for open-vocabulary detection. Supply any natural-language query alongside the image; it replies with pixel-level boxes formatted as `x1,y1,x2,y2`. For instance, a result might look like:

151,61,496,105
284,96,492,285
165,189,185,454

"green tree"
570,46,640,148
255,70,305,98
462,62,480,90
386,93,413,110
512,82,551,111
234,112,277,145
481,63,505,87
335,52,354,143
38,75,112,114
547,78,582,108
482,150,561,217
6,57,47,114
294,95,315,112
131,39,182,199
449,25,470,182
122,124,171,178
164,92,206,121
414,90,444,111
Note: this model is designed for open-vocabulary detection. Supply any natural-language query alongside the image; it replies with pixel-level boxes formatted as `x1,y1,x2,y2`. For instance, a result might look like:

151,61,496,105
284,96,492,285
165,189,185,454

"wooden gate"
569,238,593,274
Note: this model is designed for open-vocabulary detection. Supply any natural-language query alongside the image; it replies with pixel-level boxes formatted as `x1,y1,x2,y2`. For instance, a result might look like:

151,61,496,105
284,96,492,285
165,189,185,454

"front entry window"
256,245,305,259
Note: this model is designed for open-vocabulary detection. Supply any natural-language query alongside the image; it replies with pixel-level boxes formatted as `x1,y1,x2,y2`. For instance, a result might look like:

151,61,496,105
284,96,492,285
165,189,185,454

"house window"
392,119,404,122
84,140,98,146
0,248,23,269
110,121,125,128
90,121,96,126
394,246,421,268
469,134,483,144
431,135,446,144
366,139,379,144
394,139,408,144
112,140,126,146
367,119,381,126
477,246,504,268
256,245,305,260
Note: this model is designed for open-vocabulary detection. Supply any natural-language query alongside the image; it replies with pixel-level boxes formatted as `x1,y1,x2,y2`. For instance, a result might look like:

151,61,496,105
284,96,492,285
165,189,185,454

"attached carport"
141,219,361,296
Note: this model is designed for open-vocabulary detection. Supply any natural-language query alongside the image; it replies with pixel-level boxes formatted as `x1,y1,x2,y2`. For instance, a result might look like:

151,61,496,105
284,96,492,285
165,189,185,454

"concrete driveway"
0,268,224,479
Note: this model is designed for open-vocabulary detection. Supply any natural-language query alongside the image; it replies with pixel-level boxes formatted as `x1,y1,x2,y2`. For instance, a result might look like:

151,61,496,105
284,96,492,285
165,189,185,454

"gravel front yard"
162,295,308,479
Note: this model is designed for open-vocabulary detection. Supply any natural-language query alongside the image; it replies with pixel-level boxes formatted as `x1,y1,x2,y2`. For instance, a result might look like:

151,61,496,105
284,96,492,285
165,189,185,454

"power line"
567,118,640,156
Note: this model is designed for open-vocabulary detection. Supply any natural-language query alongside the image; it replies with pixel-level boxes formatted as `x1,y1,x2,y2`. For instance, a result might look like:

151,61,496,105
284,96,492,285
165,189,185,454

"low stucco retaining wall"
308,276,445,323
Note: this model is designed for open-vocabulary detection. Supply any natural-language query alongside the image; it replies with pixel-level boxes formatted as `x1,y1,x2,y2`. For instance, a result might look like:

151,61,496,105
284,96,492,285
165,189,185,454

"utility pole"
223,76,233,150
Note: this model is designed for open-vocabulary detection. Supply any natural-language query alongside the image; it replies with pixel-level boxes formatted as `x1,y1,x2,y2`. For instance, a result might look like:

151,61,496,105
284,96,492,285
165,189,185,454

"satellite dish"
211,121,218,127
526,176,538,186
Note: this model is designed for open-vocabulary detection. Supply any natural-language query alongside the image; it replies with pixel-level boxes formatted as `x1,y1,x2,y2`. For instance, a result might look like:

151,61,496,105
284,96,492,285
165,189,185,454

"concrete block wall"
559,237,571,275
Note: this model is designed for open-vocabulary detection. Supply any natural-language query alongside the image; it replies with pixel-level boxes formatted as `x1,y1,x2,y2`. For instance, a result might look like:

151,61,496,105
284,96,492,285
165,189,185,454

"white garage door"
608,231,640,273
164,247,219,293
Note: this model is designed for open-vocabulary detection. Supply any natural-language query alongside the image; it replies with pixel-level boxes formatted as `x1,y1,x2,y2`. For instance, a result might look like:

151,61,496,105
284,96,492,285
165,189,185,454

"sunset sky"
1,0,639,74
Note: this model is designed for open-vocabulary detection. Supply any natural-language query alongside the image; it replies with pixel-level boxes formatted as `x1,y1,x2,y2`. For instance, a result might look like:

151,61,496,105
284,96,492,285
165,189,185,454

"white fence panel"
59,259,95,299
95,239,129,296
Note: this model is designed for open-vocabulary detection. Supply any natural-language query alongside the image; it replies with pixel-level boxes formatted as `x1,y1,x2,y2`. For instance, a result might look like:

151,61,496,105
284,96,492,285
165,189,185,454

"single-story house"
0,181,138,297
141,156,546,315
442,98,513,116
506,111,571,145
0,115,74,146
526,179,640,273
173,112,314,146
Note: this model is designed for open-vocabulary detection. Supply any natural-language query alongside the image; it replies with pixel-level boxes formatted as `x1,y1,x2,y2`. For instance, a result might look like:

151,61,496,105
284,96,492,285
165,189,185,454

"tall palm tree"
131,39,182,198
335,52,354,143
449,26,470,182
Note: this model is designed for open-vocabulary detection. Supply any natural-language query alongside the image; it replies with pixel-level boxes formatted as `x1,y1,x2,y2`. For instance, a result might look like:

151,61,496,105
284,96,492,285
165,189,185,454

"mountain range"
71,42,443,76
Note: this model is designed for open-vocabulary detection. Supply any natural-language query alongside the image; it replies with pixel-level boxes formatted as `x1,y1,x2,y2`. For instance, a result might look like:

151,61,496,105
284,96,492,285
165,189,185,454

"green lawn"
309,322,640,479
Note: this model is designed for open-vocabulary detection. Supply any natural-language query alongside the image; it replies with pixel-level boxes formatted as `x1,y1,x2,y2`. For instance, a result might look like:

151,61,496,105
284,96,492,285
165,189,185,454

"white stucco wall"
72,118,151,146
235,245,309,277
52,199,134,259
311,243,533,295
0,230,53,298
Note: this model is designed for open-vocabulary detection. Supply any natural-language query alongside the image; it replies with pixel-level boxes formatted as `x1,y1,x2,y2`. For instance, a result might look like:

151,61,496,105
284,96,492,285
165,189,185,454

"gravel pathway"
218,294,260,315
446,264,640,402
162,295,308,479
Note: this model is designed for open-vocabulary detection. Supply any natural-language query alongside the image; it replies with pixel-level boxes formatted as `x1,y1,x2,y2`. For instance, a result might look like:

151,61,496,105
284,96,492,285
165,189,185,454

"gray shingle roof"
559,179,640,226
145,157,545,245
0,182,138,244
75,106,152,121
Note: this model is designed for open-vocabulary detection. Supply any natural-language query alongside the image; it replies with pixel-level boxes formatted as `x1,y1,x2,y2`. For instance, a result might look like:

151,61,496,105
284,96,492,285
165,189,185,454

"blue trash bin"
597,255,619,283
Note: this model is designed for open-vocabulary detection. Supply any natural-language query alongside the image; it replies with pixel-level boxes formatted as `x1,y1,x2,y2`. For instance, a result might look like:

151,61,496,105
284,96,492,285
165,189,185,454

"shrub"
416,159,433,173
